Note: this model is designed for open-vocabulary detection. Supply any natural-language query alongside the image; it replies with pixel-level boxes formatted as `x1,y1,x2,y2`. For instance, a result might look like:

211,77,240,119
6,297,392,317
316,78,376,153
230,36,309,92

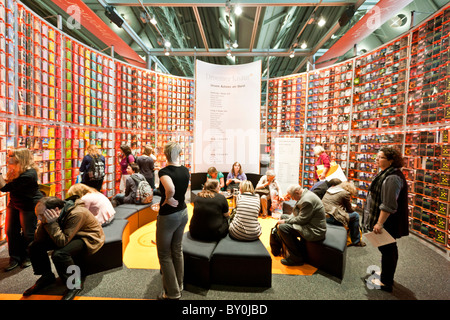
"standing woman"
313,145,331,181
79,144,105,192
363,146,409,292
156,142,190,300
118,144,135,193
136,145,156,189
0,148,43,271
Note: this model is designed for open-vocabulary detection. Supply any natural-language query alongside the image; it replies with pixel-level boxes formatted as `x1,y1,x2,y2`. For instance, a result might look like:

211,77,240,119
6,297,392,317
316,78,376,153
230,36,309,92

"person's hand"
163,197,179,207
43,208,60,224
277,219,285,225
319,173,326,180
373,223,383,234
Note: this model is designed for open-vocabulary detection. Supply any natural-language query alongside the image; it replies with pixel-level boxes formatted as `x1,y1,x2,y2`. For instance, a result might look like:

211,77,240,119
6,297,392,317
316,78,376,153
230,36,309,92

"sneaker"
4,259,19,272
281,257,304,266
21,258,32,269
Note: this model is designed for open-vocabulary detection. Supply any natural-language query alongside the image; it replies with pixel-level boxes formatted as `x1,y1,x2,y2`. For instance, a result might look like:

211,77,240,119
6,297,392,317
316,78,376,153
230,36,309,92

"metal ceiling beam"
149,48,311,56
193,7,209,51
249,6,262,51
105,0,358,7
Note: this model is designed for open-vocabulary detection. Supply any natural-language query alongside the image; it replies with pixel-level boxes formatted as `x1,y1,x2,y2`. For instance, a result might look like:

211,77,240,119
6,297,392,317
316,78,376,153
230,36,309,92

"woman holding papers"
363,146,409,292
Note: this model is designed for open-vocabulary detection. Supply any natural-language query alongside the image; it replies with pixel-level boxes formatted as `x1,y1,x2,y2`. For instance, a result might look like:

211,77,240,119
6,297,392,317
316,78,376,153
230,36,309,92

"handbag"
269,225,285,257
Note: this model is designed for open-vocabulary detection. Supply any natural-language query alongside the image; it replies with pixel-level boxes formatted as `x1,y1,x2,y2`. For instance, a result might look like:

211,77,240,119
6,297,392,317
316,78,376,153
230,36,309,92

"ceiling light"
318,18,326,27
289,52,295,58
227,51,232,57
232,40,238,48
164,40,171,48
150,17,157,25
301,42,307,49
165,50,170,56
234,6,242,16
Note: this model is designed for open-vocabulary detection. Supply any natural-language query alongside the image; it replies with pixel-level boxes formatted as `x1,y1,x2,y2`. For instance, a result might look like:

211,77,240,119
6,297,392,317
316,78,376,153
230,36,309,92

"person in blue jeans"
156,141,190,300
322,181,366,247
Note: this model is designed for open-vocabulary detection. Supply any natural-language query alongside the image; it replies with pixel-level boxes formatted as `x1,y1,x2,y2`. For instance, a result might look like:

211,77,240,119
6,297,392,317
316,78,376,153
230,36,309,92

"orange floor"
123,204,318,276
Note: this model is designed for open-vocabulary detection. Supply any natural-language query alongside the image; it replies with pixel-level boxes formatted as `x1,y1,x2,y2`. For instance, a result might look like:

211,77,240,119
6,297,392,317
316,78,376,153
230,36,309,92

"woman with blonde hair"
79,144,106,192
229,180,261,241
322,180,365,247
67,183,115,226
189,179,229,242
0,148,43,271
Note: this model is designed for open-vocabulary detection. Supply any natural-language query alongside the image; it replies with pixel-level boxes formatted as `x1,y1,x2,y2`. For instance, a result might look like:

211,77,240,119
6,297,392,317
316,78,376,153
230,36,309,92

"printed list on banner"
194,60,261,174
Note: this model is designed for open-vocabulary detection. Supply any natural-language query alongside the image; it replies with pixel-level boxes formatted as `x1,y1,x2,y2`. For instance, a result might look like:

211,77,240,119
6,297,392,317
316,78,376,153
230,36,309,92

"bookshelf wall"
1,0,449,251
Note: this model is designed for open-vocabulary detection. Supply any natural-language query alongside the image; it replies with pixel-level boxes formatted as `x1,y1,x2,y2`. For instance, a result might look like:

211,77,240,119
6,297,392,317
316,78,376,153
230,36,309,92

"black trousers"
83,179,104,192
28,234,87,283
277,214,307,263
5,204,37,262
378,242,398,287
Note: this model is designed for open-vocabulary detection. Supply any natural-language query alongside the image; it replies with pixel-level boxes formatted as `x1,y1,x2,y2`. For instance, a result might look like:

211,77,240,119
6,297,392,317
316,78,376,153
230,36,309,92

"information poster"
274,138,301,195
194,60,261,173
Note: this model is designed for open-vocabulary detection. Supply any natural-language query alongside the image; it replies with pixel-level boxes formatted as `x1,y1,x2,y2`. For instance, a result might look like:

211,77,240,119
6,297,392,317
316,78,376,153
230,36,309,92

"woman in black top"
136,145,155,189
0,148,43,271
190,179,229,241
156,142,190,300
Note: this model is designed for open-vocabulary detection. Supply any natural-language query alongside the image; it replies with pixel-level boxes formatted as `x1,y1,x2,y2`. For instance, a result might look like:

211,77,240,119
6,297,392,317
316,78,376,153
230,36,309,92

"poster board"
274,137,301,195
194,60,261,174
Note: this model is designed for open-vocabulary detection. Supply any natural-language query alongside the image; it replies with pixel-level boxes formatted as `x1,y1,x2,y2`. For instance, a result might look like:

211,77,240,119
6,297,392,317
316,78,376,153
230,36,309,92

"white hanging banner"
194,60,261,174
274,137,301,195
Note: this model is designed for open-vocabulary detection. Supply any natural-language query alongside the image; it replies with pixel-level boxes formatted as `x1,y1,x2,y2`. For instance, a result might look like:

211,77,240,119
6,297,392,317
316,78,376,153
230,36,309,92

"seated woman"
226,162,247,192
189,179,229,242
206,166,225,190
66,183,115,227
255,170,282,217
229,180,261,241
113,163,147,206
322,181,366,247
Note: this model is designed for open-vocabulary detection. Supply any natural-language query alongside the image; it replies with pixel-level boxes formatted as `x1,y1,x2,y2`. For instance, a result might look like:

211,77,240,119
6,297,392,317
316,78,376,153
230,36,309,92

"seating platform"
83,196,161,275
183,233,272,288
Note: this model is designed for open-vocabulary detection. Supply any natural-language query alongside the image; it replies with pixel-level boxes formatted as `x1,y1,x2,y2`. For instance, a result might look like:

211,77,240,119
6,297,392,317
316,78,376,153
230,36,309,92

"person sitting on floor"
229,180,261,241
66,183,115,227
24,196,104,300
322,181,366,247
276,184,326,266
189,179,229,242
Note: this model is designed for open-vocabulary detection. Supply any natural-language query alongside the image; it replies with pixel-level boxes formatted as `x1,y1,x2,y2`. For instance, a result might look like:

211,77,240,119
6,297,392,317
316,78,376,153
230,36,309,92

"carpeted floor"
0,199,449,305
123,204,317,276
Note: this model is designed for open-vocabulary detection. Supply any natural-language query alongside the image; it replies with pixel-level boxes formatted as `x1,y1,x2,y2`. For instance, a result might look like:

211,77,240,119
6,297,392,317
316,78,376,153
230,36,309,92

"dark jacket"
0,168,43,210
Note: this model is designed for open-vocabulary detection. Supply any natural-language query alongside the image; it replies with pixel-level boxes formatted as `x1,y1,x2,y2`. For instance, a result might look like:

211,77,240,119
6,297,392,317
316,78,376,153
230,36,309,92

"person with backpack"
79,145,105,192
118,144,135,193
112,163,152,206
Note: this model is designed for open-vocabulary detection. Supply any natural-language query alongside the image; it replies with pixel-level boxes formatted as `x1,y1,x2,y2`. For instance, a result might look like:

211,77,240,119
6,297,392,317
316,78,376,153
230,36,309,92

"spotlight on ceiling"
164,40,171,48
390,13,408,27
232,40,238,48
150,16,157,25
234,6,242,16
318,17,326,27
289,52,295,58
301,42,307,49
105,6,124,28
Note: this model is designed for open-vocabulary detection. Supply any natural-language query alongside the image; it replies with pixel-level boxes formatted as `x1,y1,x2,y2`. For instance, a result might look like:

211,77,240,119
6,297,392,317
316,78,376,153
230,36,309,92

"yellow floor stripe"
0,293,149,300
123,204,317,276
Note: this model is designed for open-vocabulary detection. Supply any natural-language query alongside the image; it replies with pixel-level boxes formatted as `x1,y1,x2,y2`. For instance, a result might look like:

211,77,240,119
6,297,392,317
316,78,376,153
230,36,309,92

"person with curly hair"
363,146,409,293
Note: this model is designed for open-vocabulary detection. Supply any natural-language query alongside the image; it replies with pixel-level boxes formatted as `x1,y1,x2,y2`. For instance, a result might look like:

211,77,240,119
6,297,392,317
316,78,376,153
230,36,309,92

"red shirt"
314,152,331,180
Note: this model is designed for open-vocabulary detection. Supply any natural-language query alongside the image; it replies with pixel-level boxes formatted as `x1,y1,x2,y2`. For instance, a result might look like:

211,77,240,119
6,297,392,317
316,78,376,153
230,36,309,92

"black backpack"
88,155,105,181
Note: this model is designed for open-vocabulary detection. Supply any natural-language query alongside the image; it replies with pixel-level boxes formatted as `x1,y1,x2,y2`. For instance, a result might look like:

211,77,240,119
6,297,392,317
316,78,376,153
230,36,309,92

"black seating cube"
83,219,129,275
210,235,272,287
305,223,347,280
182,232,218,288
